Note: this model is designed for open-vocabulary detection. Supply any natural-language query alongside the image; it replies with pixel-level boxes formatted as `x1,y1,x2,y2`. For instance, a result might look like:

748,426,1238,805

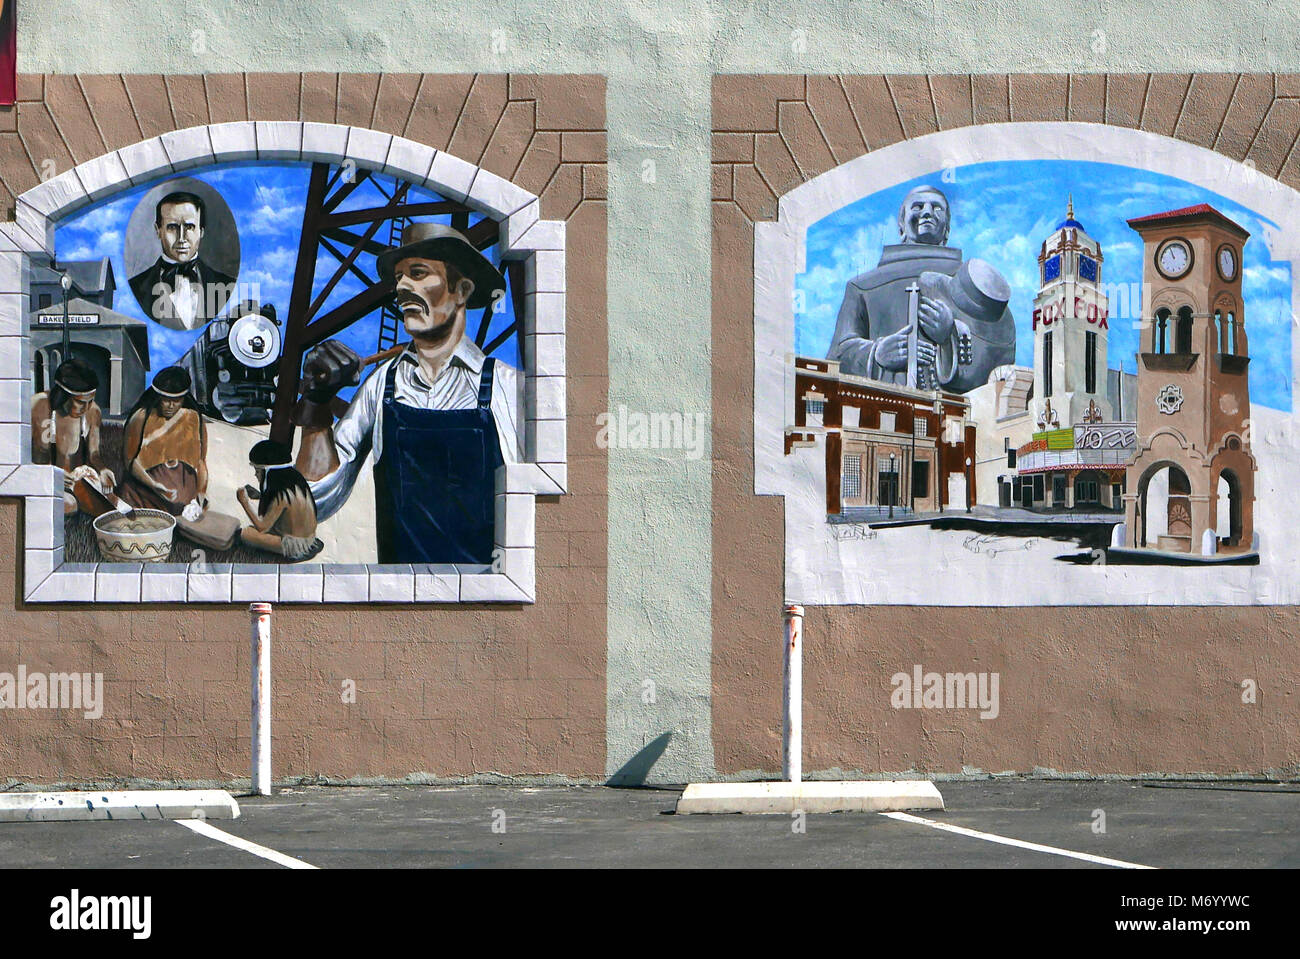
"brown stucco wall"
0,73,608,784
712,74,1300,777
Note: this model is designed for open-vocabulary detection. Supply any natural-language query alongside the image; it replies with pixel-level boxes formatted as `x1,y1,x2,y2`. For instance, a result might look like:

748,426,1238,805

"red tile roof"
1126,202,1250,237
1127,203,1218,223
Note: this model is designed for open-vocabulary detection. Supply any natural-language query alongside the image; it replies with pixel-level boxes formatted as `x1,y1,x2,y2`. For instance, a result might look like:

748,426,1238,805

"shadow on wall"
606,733,673,786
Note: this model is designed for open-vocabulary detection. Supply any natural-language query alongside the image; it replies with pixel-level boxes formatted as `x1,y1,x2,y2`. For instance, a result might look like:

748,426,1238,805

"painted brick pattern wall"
0,72,607,222
713,73,1300,777
713,74,1300,221
0,73,609,784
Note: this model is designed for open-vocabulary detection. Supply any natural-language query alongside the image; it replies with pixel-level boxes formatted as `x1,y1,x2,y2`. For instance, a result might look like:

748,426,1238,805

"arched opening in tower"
1137,463,1192,551
1175,306,1194,354
1217,469,1244,548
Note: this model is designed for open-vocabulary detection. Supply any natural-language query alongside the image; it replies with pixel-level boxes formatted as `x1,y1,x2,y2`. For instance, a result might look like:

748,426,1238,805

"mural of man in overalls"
298,222,520,565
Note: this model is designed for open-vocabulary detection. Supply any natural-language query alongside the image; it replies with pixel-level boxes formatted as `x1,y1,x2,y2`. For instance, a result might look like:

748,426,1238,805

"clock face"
1079,255,1098,282
1043,254,1061,283
1156,238,1193,279
1217,244,1237,281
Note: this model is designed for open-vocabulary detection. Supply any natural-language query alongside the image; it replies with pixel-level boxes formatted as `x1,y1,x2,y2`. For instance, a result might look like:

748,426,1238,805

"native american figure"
236,439,324,562
30,357,114,515
116,366,209,519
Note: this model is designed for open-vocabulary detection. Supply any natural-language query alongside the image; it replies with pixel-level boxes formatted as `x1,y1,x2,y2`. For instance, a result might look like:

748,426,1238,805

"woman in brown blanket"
116,366,209,517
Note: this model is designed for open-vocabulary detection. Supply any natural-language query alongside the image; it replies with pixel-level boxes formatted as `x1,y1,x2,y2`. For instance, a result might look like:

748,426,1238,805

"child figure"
236,440,324,562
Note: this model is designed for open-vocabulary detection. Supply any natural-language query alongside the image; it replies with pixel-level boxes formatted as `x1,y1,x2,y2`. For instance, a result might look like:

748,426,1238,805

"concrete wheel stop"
0,790,241,823
675,779,944,815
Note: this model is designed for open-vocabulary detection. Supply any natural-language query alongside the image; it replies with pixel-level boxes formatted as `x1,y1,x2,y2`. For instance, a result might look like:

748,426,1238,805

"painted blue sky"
54,161,519,402
795,159,1293,412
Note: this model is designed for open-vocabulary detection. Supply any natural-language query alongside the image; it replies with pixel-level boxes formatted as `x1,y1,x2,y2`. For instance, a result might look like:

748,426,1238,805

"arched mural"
4,121,568,603
757,122,1300,606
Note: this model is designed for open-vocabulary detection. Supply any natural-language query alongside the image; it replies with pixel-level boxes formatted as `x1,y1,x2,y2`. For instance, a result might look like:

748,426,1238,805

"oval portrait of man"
124,177,241,332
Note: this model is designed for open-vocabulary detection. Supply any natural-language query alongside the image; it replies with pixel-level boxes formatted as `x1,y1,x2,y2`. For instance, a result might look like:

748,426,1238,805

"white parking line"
176,819,319,869
880,811,1156,869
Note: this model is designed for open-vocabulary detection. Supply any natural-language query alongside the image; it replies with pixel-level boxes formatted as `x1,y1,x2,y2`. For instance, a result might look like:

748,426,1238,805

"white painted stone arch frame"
0,120,567,604
755,121,1300,606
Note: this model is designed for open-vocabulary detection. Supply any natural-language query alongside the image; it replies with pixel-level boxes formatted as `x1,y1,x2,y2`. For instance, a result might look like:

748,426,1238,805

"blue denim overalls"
373,356,503,564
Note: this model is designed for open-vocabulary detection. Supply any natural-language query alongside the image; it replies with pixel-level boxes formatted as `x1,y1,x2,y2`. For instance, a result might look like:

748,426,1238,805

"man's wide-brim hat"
376,222,506,310
919,258,1011,325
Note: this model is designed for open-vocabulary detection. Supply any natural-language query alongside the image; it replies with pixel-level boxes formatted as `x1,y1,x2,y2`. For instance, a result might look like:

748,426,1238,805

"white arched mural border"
754,121,1300,606
1,120,568,604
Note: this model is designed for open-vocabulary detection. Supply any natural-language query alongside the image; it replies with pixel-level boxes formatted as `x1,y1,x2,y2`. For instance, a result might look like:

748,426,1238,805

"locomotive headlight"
228,312,282,369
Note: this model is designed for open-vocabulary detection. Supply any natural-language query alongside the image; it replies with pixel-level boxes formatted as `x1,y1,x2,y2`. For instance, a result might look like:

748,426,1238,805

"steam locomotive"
177,300,283,425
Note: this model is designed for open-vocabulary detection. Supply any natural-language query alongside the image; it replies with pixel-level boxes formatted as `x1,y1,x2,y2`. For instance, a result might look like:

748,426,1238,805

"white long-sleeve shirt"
311,337,521,522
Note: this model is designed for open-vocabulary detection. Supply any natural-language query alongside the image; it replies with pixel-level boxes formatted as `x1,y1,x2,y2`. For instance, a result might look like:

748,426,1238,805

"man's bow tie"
160,260,201,285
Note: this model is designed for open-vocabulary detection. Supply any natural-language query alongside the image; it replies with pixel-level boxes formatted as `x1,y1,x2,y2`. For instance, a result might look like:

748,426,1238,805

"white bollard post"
783,604,804,784
250,602,272,796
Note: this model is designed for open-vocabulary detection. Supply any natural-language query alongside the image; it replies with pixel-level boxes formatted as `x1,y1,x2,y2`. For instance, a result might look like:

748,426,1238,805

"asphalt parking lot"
2,779,1298,869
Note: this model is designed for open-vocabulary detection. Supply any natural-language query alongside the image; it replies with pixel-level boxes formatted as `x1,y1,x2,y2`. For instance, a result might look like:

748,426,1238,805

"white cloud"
241,185,302,236
63,202,128,235
1245,264,1290,285
253,245,297,274
91,230,121,257
237,268,292,303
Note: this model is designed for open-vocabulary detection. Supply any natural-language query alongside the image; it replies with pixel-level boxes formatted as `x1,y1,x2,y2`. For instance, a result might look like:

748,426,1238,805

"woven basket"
92,509,176,563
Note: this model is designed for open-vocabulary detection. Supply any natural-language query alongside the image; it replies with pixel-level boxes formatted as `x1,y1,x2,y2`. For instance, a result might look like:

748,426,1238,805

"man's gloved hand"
302,340,361,403
295,340,361,429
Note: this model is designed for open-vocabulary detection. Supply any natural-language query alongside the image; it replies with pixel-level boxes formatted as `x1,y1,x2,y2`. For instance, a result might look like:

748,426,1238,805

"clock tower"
1121,203,1256,557
1031,197,1111,429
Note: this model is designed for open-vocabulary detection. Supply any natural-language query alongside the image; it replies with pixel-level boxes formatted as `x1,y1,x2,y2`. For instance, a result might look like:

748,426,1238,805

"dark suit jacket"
129,256,237,329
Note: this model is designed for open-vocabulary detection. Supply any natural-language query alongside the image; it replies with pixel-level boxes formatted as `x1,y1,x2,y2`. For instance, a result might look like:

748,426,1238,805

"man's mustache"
396,291,428,314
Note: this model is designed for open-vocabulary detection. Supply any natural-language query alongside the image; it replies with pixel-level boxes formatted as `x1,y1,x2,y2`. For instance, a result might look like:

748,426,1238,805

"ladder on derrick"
375,213,408,352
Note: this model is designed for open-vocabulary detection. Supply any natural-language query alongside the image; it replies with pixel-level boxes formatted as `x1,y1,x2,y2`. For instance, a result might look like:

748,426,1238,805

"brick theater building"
788,356,976,518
